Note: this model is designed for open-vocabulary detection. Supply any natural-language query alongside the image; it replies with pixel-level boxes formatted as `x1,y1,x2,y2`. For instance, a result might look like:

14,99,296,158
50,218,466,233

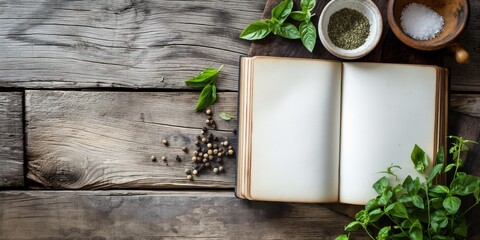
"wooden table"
0,1,479,239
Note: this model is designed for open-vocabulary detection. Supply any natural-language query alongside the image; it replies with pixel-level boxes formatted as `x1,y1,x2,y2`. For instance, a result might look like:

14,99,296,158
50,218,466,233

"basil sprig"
185,65,223,111
240,0,317,52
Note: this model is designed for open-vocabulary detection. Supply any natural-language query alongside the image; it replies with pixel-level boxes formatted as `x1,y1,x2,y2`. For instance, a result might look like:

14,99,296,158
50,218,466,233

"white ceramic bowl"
318,0,383,59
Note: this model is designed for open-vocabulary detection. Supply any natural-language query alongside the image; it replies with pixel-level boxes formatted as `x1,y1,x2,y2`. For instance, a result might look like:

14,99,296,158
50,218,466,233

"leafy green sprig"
184,65,223,111
337,136,480,240
240,0,317,52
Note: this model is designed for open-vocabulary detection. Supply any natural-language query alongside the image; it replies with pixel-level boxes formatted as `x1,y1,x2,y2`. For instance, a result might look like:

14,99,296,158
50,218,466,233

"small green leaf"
402,176,414,193
454,221,468,237
299,21,316,52
443,196,461,214
411,144,430,173
290,11,306,21
344,221,361,231
411,195,425,209
409,219,423,240
373,177,389,194
431,210,448,232
444,163,456,173
301,0,316,11
271,0,293,23
219,112,233,121
378,190,393,206
195,83,215,111
386,202,408,219
185,68,219,88
355,210,367,222
367,208,383,223
240,21,271,40
436,146,445,164
377,226,391,240
430,185,449,194
276,23,300,39
431,197,444,209
450,175,479,196
428,163,444,182
335,234,349,240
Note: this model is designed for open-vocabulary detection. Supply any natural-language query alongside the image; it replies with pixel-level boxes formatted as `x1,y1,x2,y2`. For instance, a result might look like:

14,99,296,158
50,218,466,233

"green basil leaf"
390,202,408,219
430,185,449,194
411,144,430,174
365,199,379,211
373,176,389,194
368,208,383,223
299,21,316,52
271,0,293,23
377,226,391,240
411,194,425,209
443,196,461,214
211,84,217,103
436,146,445,164
240,21,271,40
390,232,407,239
431,210,448,232
185,68,219,88
195,83,215,111
409,219,423,240
219,112,233,121
431,197,444,209
344,221,361,231
444,163,456,173
290,11,306,21
428,163,444,182
355,210,367,221
450,175,479,196
276,23,300,39
402,176,414,193
378,190,393,206
454,221,468,237
335,234,349,240
301,0,316,11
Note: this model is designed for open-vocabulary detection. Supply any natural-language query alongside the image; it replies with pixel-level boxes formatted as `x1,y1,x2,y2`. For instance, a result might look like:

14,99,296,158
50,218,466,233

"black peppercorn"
213,136,219,142
233,128,237,135
176,155,182,162
185,169,192,175
207,115,212,120
151,155,157,162
217,158,223,163
182,146,188,153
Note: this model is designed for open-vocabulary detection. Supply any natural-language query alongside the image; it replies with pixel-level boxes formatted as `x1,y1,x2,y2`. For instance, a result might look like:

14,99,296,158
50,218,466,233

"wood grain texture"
0,190,361,240
0,0,264,90
0,92,24,187
249,0,480,91
25,90,238,189
451,94,480,118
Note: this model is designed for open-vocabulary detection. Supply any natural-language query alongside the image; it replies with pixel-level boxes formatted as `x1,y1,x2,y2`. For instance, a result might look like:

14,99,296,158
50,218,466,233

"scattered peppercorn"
187,175,193,180
192,169,198,175
219,166,224,172
176,155,182,162
228,145,233,150
233,128,237,135
162,139,168,146
192,156,197,162
151,155,157,162
185,169,192,175
194,140,199,146
207,143,213,149
207,149,213,155
182,146,188,153
228,149,234,156
206,109,212,115
213,167,219,174
161,156,167,162
202,137,207,143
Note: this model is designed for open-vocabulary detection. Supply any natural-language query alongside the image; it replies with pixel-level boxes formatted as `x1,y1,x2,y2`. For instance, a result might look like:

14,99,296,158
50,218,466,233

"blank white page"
340,63,437,205
249,57,342,203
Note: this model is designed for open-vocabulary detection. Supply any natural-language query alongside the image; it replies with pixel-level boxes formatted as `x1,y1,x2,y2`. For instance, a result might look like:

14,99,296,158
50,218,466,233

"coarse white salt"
400,3,444,40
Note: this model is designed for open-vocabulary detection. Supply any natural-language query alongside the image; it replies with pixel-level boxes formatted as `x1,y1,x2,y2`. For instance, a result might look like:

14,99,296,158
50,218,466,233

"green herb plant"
184,65,223,111
337,136,480,240
240,0,317,52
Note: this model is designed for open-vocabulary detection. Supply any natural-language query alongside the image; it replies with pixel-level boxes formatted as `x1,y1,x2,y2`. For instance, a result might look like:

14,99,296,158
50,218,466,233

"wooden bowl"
387,0,470,64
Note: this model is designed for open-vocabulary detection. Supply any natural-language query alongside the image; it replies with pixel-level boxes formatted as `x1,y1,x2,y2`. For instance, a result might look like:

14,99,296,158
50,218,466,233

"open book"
236,56,448,205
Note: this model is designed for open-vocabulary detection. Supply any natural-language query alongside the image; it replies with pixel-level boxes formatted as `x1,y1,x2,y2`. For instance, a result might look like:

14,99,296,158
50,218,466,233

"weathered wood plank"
0,92,24,187
26,90,238,189
0,0,264,90
451,94,480,118
0,190,358,240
